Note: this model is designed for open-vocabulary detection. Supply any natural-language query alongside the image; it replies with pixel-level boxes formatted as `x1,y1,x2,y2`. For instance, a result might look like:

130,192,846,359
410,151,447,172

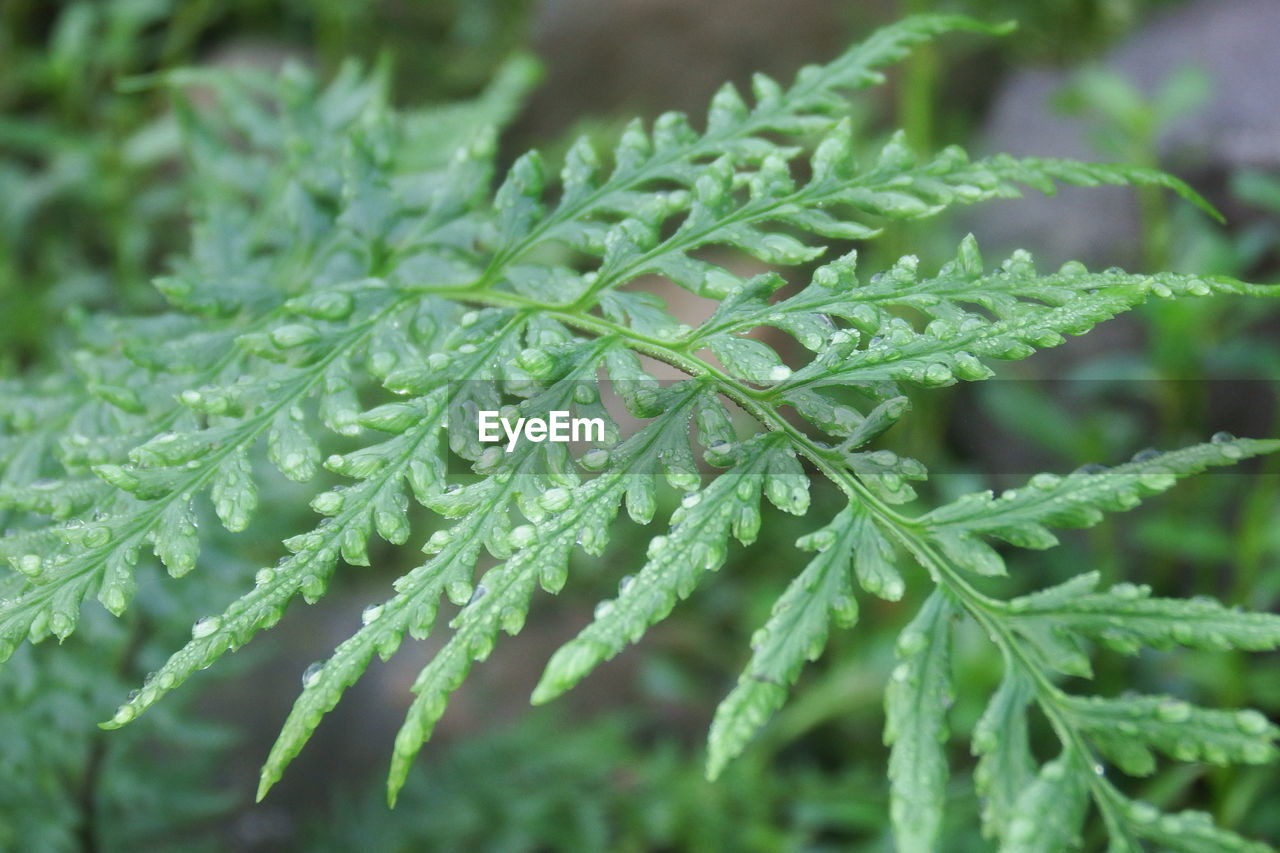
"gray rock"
975,0,1280,268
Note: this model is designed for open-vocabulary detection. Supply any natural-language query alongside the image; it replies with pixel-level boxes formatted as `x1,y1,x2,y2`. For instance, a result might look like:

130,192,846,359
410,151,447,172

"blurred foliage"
0,550,253,852
955,0,1187,60
0,0,533,372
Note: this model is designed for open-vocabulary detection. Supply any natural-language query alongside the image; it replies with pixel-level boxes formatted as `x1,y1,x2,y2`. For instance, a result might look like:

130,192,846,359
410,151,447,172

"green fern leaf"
884,590,956,853
2,15,1277,851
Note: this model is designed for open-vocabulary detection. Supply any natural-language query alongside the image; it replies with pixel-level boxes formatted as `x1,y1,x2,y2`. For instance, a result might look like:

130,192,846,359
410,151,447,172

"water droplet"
311,490,343,515
1127,801,1159,824
1029,473,1062,490
705,440,735,461
1156,698,1191,723
1131,447,1161,464
618,574,635,594
1111,583,1143,600
517,348,554,377
1219,442,1245,460
425,529,454,553
897,631,927,656
593,600,614,620
191,616,221,639
681,492,702,509
467,584,488,606
510,525,536,549
539,488,571,512
1236,709,1270,735
922,363,952,385
301,661,323,688
828,330,855,347
767,365,792,382
580,448,610,470
1211,430,1237,444
361,603,384,625
255,568,275,586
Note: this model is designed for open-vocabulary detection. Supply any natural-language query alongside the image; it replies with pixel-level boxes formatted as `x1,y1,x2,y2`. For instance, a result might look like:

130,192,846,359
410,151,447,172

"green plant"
2,15,1277,851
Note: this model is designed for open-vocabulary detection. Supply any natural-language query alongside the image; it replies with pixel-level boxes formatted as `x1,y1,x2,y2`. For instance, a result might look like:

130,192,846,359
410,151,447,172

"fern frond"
923,436,1280,567
2,14,1277,850
884,590,956,853
704,500,895,780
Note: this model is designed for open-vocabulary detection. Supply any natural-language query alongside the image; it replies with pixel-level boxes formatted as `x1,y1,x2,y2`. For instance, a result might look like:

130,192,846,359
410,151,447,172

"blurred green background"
1,1,1277,850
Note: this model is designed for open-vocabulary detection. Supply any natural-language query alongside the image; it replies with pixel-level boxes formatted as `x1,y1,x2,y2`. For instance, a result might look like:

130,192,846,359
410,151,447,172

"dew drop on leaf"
539,488,571,512
580,448,610,470
1029,473,1061,490
1155,698,1191,723
1235,709,1270,735
1127,801,1159,824
301,661,323,688
896,631,926,656
509,525,536,549
191,616,221,639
